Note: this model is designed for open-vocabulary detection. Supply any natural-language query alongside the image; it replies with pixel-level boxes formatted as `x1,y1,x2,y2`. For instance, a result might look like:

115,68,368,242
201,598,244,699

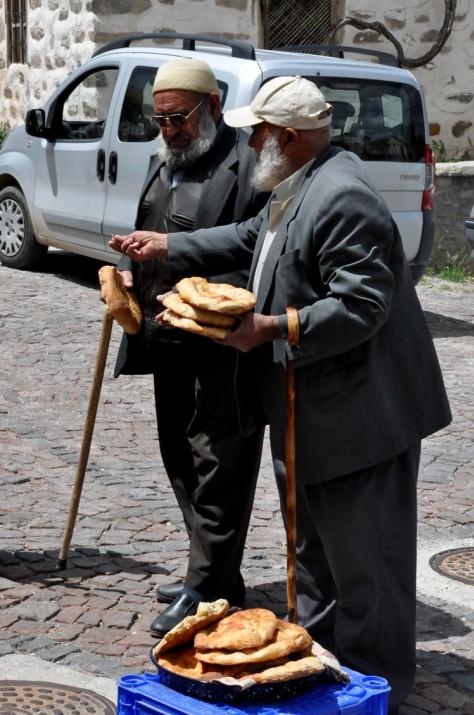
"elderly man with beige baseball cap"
111,73,452,715
109,56,267,640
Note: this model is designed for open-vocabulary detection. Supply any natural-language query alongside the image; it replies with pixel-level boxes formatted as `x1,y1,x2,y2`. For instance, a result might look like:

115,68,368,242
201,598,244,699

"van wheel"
0,186,47,268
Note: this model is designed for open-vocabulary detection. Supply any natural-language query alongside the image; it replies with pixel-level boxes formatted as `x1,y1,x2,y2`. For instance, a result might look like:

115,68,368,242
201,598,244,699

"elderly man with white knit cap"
110,57,267,638
111,75,451,714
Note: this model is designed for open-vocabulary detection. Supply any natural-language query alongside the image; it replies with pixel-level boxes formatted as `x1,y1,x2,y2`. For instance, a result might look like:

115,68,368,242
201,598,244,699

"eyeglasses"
152,99,204,129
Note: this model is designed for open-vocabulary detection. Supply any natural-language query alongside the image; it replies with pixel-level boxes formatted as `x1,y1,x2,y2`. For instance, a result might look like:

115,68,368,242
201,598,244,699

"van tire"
0,186,47,269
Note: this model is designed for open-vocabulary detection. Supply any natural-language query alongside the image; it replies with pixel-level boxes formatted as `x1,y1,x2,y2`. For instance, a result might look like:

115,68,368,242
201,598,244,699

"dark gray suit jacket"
114,123,266,377
167,146,451,482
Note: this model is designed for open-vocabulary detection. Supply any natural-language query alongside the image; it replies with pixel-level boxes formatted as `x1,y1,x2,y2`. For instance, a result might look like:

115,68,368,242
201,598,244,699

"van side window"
118,66,158,143
312,78,425,163
56,68,119,141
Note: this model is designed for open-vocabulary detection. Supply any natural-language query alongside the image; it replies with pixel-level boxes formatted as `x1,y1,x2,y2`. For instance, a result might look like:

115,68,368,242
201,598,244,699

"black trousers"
272,442,420,712
153,341,264,599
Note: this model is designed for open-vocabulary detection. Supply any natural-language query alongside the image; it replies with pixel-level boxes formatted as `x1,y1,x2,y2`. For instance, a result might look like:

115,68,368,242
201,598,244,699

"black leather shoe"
150,593,199,638
154,581,183,604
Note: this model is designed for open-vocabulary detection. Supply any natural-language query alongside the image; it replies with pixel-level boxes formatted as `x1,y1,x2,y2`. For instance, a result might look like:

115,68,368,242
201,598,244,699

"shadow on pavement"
0,548,168,582
35,251,109,290
411,650,474,714
424,310,474,338
416,599,470,641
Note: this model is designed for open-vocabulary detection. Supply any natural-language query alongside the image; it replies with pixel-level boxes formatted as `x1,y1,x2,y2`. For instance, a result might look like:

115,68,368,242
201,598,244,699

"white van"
0,33,434,282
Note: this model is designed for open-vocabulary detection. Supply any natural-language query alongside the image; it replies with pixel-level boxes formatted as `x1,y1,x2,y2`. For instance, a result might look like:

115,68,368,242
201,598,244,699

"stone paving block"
55,606,84,624
406,693,443,712
76,610,104,627
49,623,88,642
10,600,61,622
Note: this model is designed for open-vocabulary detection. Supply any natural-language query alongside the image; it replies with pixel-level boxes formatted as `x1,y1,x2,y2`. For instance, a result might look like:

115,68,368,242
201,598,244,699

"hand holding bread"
98,265,142,335
159,276,256,340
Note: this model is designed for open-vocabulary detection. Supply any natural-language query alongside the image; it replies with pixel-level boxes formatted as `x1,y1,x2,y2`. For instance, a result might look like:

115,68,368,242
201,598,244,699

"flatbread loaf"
237,655,325,684
153,599,230,657
161,309,231,340
194,619,312,666
163,293,236,328
176,277,256,314
158,646,207,680
98,265,142,335
194,608,277,651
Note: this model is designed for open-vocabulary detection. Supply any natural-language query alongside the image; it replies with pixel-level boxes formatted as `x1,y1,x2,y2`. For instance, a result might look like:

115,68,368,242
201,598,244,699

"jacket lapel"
248,206,270,289
194,124,239,228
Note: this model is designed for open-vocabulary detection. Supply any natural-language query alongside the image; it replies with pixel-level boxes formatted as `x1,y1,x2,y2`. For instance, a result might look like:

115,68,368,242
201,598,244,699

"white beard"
157,109,217,171
252,133,292,191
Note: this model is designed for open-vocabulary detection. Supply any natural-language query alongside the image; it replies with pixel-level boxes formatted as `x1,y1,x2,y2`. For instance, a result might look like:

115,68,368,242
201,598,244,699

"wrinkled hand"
109,231,168,262
220,311,280,352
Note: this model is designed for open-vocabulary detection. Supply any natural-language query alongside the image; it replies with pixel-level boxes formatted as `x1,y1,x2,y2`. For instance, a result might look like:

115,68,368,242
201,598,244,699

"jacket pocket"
304,348,369,399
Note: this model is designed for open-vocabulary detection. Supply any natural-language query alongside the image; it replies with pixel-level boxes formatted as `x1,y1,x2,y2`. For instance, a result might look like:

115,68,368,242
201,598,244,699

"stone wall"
0,0,261,129
0,0,96,128
343,0,474,160
91,0,261,48
434,162,474,272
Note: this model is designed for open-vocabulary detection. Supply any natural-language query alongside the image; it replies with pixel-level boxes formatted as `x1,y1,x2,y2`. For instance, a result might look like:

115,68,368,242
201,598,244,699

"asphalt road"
0,253,472,714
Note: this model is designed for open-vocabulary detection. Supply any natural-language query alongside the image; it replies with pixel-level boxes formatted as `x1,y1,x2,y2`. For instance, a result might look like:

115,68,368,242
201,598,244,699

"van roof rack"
93,32,256,61
275,44,398,67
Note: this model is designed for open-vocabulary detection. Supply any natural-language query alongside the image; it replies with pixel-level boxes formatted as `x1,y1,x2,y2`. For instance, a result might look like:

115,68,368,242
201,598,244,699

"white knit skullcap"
153,57,219,95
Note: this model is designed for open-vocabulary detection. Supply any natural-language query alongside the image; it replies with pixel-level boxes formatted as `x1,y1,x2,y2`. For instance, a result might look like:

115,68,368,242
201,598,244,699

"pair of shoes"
150,593,199,638
154,581,183,604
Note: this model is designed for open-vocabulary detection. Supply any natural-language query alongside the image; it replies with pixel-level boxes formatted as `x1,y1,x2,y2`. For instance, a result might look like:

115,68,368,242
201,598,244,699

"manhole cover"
430,547,474,585
0,681,116,714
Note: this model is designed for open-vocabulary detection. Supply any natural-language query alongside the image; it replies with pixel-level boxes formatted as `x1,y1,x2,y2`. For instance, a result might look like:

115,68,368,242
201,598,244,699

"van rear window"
311,78,425,162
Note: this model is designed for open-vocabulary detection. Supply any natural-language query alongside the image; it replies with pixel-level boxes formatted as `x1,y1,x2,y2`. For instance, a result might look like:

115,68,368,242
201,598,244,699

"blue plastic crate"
117,667,390,714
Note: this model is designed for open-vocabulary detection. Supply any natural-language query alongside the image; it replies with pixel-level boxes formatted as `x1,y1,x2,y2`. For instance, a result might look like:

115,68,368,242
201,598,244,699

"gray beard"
157,109,218,171
252,133,292,191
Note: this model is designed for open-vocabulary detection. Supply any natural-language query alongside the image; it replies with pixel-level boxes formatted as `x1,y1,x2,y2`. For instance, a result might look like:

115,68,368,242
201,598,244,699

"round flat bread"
158,646,207,680
176,277,256,314
163,293,236,328
194,619,312,666
194,608,277,652
161,309,230,340
153,599,230,657
238,655,325,684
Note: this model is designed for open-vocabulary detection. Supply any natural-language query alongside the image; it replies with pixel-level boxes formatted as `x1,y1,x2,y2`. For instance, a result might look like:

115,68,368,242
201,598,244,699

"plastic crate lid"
117,667,390,714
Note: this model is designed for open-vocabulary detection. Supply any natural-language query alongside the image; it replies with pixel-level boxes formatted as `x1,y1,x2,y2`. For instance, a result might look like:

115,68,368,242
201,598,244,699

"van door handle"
96,149,105,182
108,151,118,184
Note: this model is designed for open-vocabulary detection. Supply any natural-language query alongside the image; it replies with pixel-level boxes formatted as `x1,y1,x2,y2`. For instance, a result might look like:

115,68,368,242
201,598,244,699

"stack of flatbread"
160,277,256,340
152,600,347,691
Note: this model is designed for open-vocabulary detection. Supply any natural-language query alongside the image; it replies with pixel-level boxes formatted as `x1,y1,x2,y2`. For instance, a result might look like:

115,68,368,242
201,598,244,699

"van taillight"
422,144,435,211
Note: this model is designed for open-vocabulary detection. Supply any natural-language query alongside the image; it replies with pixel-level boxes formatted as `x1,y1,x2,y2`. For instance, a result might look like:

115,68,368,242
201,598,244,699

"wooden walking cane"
285,307,300,623
58,266,142,569
58,308,113,569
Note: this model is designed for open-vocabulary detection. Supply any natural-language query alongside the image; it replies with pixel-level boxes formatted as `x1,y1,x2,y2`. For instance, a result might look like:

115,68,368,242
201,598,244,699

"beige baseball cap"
153,57,219,95
224,76,332,130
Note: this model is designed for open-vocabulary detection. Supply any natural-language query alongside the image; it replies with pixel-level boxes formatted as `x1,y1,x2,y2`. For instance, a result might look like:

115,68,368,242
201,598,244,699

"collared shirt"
252,158,314,296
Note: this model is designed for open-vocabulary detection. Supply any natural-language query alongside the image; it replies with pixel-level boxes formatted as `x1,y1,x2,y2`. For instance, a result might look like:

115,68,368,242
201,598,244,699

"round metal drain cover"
0,681,116,714
430,547,474,585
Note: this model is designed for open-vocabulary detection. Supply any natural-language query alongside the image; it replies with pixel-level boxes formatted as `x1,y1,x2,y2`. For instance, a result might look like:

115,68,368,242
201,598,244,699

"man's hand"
221,312,280,352
109,231,168,262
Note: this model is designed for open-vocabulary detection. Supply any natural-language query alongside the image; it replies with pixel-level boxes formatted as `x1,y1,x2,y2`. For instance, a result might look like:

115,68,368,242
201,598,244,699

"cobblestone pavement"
0,254,472,713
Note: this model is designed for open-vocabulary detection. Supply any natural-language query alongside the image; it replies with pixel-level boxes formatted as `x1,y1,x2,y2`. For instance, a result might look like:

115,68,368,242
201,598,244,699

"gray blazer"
168,146,452,482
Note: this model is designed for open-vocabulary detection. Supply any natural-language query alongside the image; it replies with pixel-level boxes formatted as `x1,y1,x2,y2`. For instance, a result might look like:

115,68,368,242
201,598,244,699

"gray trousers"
272,442,420,712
